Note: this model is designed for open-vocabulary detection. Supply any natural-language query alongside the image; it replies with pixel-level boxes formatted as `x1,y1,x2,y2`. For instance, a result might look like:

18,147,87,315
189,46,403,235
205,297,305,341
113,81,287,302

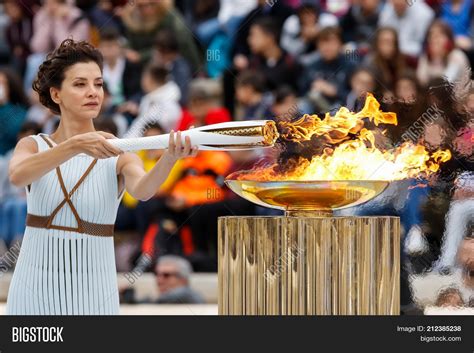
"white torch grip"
107,120,276,152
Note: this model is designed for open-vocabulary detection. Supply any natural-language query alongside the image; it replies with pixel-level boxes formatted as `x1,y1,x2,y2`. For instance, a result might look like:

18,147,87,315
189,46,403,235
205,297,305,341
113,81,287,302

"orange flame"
232,94,451,181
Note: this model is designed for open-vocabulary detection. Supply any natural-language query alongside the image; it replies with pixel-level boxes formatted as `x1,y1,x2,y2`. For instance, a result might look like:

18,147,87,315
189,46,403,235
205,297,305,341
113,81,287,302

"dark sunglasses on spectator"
157,271,179,279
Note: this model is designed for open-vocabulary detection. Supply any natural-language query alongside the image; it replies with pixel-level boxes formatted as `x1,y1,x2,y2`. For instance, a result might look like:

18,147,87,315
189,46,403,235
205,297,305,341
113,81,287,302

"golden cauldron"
225,179,389,216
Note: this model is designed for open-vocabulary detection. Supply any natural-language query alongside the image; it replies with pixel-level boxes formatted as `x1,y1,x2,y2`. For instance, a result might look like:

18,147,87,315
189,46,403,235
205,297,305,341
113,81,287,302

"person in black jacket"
339,0,381,52
300,26,357,113
232,0,294,60
98,27,143,107
3,0,34,77
246,17,302,91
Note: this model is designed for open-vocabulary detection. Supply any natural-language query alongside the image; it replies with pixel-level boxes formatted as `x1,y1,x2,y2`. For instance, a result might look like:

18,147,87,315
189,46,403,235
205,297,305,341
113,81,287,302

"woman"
24,0,90,92
6,39,197,315
416,20,470,87
363,27,406,91
394,71,421,104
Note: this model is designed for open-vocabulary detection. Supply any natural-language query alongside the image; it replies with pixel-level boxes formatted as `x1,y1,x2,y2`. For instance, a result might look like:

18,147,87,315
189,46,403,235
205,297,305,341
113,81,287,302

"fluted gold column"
218,216,400,315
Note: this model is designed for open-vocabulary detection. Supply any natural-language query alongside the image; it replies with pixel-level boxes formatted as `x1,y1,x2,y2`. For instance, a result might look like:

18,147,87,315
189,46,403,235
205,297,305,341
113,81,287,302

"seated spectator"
0,68,29,155
126,64,182,136
441,0,473,50
384,72,428,143
339,0,381,53
378,0,434,58
228,2,294,114
394,71,422,104
88,0,123,34
416,20,471,87
281,3,337,61
3,0,33,76
119,254,206,304
363,27,407,92
145,149,233,270
24,0,90,91
177,81,231,130
0,122,41,251
301,26,355,113
435,171,473,270
176,0,220,33
346,67,377,111
98,27,142,107
246,17,302,91
235,70,272,121
120,0,200,71
153,28,192,106
232,0,293,60
30,0,90,54
434,236,474,307
269,85,301,121
25,89,58,134
325,0,351,16
195,0,257,45
155,255,205,304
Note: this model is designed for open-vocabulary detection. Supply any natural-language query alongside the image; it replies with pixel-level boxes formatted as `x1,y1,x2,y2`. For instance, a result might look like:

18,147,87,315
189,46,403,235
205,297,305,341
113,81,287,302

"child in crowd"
235,70,272,121
302,26,356,113
246,17,301,91
346,67,377,111
269,85,301,121
98,27,142,107
126,64,182,136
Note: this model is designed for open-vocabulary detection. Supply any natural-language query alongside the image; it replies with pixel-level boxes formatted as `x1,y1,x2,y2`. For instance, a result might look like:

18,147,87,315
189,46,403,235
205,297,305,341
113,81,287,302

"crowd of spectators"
0,0,472,307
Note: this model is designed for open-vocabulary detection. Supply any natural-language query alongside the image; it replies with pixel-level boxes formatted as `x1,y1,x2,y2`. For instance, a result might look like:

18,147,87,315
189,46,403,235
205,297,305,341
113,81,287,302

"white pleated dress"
6,134,125,315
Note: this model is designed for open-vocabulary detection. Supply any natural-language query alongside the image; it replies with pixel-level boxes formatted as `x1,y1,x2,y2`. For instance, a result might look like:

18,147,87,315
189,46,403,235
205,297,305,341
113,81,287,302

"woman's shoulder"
448,48,470,63
14,135,40,154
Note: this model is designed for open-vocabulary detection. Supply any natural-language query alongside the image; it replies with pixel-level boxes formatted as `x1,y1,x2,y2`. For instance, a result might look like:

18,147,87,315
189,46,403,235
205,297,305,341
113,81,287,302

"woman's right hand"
69,131,123,159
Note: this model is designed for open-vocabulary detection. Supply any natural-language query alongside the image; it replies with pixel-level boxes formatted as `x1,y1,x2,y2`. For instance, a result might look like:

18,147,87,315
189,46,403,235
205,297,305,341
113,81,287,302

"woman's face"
395,78,417,102
351,71,376,97
51,62,104,120
428,26,449,57
136,0,159,18
377,30,396,59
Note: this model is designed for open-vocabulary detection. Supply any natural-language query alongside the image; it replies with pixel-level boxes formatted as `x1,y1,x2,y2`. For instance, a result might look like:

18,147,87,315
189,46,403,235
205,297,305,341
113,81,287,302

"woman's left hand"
165,130,198,160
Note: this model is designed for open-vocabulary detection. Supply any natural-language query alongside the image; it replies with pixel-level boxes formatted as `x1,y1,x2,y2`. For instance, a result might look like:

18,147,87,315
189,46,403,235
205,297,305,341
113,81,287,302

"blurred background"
0,0,472,314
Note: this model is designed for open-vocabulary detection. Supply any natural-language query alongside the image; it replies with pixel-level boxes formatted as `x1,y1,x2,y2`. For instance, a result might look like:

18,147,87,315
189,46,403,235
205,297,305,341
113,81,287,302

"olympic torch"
108,120,279,152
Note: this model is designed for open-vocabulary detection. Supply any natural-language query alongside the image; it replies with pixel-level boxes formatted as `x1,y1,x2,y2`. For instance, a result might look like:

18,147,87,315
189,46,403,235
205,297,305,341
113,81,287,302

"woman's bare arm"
118,131,197,202
9,131,123,188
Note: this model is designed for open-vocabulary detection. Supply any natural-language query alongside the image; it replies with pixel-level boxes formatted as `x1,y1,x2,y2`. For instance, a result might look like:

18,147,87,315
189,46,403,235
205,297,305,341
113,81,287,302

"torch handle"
108,129,269,152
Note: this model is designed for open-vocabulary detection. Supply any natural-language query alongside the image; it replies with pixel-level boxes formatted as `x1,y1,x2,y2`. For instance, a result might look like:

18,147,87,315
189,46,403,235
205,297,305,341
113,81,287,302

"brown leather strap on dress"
28,134,114,237
26,214,114,237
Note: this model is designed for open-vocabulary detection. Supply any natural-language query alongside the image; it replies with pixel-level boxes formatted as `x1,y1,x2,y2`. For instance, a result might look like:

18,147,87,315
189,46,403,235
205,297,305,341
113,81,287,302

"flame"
231,94,451,181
